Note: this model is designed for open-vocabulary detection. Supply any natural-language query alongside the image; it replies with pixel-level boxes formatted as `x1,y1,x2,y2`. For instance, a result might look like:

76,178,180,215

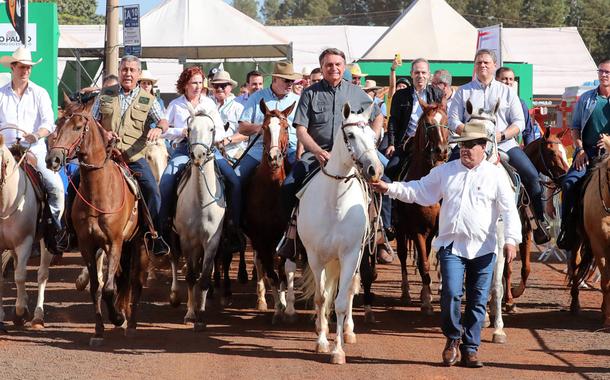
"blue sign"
123,5,141,57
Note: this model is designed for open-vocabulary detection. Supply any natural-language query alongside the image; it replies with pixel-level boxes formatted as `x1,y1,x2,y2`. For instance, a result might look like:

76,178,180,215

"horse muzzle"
45,150,65,172
361,156,384,183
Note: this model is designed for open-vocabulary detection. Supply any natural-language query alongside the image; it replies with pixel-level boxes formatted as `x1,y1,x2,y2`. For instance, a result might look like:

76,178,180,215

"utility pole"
104,0,119,77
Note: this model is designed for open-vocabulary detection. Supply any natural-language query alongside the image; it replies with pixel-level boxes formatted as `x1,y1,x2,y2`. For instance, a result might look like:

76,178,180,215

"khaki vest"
99,87,155,162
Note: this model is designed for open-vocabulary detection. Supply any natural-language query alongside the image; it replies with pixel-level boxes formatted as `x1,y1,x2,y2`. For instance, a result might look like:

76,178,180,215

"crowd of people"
1,43,609,368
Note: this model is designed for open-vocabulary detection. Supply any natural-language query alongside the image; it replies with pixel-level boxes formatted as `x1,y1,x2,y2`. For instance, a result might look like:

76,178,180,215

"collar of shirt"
474,77,498,90
321,78,345,92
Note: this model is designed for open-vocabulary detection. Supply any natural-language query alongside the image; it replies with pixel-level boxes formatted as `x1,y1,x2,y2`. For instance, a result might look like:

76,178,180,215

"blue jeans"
158,142,190,233
128,158,161,230
216,154,242,226
560,157,590,224
506,147,544,220
235,154,260,188
376,151,392,232
281,155,320,221
439,245,496,354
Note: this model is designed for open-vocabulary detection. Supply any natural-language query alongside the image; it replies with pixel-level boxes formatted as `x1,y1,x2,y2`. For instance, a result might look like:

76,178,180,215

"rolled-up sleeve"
448,87,465,132
571,93,587,131
386,165,443,206
293,90,311,128
148,98,165,124
36,89,56,134
239,93,258,124
496,170,522,246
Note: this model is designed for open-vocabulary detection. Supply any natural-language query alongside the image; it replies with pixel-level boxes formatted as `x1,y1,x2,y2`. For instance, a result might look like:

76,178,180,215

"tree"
566,0,610,64
261,0,281,23
233,0,260,21
31,0,104,24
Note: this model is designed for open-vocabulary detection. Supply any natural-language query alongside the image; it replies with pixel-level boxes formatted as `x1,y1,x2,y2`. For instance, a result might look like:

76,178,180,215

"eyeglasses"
458,140,486,149
281,78,295,85
598,69,610,76
212,83,229,89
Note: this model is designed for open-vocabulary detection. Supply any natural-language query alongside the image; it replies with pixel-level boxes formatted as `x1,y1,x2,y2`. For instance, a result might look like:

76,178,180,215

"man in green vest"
91,55,170,256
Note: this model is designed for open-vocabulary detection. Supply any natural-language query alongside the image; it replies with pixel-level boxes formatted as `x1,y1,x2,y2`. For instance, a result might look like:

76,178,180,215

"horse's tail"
569,241,595,288
300,259,340,319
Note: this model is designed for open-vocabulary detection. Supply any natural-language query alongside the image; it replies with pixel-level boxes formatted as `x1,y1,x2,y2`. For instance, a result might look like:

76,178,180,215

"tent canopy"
361,0,477,61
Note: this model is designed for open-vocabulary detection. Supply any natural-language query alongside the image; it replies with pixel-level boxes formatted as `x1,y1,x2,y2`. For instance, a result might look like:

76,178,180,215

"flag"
476,24,503,68
5,0,26,45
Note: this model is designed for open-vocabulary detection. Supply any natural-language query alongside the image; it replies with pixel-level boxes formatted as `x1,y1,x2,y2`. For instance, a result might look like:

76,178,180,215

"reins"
0,126,33,187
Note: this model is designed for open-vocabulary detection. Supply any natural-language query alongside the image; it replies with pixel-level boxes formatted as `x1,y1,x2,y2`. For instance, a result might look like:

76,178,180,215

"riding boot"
278,210,298,260
148,234,171,257
533,218,551,245
42,205,63,256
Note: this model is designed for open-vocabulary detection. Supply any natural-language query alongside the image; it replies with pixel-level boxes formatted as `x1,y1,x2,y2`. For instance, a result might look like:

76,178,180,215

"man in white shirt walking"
372,123,521,368
0,47,66,253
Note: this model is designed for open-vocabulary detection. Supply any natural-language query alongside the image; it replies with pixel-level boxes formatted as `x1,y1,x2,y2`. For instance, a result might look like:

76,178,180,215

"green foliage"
30,0,104,24
233,0,260,21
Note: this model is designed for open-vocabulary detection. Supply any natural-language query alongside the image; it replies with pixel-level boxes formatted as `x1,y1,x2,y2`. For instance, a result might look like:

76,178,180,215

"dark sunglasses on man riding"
458,139,487,149
281,78,295,84
212,83,229,89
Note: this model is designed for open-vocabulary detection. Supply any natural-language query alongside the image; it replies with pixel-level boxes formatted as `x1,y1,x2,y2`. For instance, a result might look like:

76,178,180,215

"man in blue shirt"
236,62,302,187
557,58,610,248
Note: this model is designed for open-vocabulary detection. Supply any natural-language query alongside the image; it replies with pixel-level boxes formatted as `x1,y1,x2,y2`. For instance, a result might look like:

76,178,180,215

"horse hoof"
89,337,104,347
570,304,580,315
483,314,491,328
169,292,181,308
12,311,28,327
125,328,136,338
505,304,519,314
364,311,376,324
184,315,197,324
238,269,249,284
30,318,45,330
421,305,434,316
401,294,412,306
257,301,268,312
193,322,206,332
344,332,357,344
492,332,507,344
283,312,298,324
330,351,346,365
315,342,330,353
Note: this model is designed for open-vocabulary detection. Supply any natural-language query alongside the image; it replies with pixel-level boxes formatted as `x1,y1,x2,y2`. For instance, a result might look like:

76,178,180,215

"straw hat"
362,80,381,91
349,63,368,78
449,122,493,143
0,46,42,67
211,70,237,87
271,61,302,81
139,69,157,84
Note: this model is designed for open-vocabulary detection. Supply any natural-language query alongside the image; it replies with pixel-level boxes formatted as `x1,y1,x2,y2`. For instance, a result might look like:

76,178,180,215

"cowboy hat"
139,69,157,84
211,70,237,87
362,80,381,91
0,46,42,67
300,66,311,77
349,63,368,78
449,122,493,143
271,61,302,81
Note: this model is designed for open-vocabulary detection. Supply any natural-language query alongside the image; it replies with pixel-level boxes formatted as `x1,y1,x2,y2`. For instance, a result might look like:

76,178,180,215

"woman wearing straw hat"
0,46,67,253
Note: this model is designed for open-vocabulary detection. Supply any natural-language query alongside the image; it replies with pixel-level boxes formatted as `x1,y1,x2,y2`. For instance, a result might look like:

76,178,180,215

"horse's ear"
543,126,550,140
418,96,429,109
492,98,501,115
282,101,296,118
186,102,196,117
63,91,72,107
343,103,351,119
466,99,473,115
260,99,269,115
362,104,373,122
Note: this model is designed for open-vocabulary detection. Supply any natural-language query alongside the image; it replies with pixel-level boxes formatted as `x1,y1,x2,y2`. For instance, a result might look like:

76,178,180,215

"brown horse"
395,98,449,314
503,128,570,309
572,142,610,326
46,97,147,345
244,100,295,323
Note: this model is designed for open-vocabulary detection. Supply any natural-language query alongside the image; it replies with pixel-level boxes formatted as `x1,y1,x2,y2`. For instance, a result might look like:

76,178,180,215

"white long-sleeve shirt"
163,95,224,143
386,159,522,259
0,81,55,156
448,78,524,152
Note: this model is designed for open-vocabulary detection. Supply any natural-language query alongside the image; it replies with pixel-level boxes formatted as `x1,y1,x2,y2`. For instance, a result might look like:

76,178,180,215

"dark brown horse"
395,98,449,315
244,100,295,324
46,97,147,345
503,128,570,310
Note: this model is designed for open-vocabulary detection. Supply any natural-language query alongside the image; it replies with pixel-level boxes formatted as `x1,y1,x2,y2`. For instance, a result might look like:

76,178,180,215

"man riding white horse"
0,46,66,254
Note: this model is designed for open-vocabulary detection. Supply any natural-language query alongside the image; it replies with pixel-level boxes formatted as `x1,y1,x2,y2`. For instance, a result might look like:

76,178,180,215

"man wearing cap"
91,54,170,256
235,70,264,106
349,63,367,87
386,57,443,180
371,122,521,368
237,61,302,186
278,47,383,260
0,46,66,253
449,49,550,245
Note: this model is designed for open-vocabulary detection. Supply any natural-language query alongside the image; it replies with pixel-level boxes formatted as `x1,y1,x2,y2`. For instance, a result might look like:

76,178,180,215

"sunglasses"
598,69,610,76
212,83,230,89
458,140,487,149
281,78,295,84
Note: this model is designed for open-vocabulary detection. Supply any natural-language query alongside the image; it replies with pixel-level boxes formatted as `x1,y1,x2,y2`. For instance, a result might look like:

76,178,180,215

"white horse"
289,103,383,364
145,138,169,184
0,132,52,332
173,105,225,331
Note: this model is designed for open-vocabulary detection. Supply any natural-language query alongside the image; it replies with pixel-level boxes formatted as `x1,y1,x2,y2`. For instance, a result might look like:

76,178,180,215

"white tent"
140,0,291,59
361,0,478,61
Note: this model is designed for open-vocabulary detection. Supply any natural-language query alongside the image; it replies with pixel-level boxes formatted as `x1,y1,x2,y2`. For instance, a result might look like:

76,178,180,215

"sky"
95,0,262,16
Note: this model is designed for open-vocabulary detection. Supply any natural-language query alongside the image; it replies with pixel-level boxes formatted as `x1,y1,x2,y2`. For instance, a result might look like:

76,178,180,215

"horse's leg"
331,256,359,365
194,233,220,332
396,227,411,304
415,233,433,315
102,242,125,327
343,272,360,344
511,231,531,298
504,247,517,313
169,252,181,307
0,251,7,333
360,248,376,324
184,250,198,324
278,256,288,313
221,247,233,307
12,238,33,326
313,263,330,354
238,246,248,284
253,250,268,311
126,241,148,337
84,248,105,345
284,258,298,323
489,219,507,343
31,240,52,329
600,260,610,326
75,266,90,291
569,246,581,314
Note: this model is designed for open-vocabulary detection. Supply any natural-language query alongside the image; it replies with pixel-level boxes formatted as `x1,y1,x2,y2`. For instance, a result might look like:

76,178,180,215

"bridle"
421,111,449,166
53,111,109,170
537,138,567,185
186,112,217,167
